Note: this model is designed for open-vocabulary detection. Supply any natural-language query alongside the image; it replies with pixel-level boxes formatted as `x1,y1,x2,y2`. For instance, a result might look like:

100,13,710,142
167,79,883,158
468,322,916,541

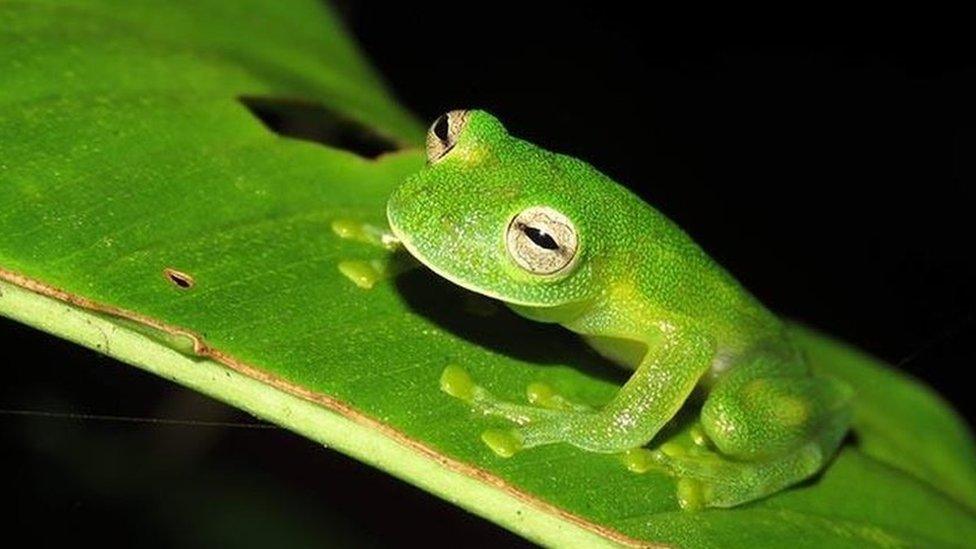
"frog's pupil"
433,114,450,142
523,225,560,250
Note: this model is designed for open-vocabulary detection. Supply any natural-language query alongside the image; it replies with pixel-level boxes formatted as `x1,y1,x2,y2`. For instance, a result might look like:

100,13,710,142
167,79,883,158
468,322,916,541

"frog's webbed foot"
337,258,414,289
629,439,828,510
331,218,401,250
439,365,594,457
332,218,417,289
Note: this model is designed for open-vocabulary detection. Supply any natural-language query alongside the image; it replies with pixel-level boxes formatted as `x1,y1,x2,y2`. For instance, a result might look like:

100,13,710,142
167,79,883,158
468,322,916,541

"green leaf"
2,1,974,546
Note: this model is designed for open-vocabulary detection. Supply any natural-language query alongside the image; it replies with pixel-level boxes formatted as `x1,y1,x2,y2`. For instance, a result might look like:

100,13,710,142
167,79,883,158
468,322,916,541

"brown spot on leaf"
164,268,195,289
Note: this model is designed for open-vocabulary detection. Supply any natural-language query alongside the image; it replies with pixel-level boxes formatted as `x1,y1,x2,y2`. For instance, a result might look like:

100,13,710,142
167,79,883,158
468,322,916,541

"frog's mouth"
386,210,553,309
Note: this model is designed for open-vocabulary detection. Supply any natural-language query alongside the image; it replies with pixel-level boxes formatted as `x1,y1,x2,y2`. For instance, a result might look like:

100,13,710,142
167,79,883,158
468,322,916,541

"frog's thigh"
663,367,853,509
701,364,853,460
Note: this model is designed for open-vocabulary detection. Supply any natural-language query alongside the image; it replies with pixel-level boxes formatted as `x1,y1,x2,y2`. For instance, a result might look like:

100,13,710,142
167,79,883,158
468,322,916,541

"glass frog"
385,110,853,509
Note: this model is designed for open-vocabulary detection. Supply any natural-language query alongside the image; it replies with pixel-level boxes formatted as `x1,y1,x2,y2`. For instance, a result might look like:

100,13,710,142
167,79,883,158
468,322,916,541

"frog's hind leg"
656,365,853,509
656,407,850,509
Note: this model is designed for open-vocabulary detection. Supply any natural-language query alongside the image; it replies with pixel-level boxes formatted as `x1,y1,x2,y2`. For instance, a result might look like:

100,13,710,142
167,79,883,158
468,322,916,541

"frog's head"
388,110,609,309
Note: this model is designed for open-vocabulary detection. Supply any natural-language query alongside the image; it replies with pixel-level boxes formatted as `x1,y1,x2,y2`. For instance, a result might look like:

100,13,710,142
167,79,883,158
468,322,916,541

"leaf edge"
0,270,656,548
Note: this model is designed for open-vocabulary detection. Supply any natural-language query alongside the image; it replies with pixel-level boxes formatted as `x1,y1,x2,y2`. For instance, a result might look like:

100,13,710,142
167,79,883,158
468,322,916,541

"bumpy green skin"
387,111,853,509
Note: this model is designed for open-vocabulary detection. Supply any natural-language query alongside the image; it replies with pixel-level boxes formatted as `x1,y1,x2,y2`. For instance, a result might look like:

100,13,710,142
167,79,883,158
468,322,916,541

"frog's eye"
426,110,469,163
506,206,579,275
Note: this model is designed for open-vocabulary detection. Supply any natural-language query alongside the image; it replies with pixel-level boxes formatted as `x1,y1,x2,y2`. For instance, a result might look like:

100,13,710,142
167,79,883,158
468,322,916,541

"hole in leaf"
164,268,195,290
239,96,399,158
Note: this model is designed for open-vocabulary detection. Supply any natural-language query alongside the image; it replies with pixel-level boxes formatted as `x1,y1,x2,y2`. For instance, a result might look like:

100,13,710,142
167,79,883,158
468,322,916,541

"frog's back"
552,151,783,347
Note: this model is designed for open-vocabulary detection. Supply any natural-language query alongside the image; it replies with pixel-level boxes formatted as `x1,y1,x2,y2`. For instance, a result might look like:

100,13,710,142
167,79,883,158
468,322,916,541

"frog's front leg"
455,326,714,456
439,364,575,427
331,218,401,250
332,218,417,289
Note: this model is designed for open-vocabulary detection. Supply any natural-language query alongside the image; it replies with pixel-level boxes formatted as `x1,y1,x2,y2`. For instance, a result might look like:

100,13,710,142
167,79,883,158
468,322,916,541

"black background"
4,4,974,547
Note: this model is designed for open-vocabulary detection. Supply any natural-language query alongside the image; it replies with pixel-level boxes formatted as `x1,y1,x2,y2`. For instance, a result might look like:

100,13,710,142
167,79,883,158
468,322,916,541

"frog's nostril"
438,213,456,232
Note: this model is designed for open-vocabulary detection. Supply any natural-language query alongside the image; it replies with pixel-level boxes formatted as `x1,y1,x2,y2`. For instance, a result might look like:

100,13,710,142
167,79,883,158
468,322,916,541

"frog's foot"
331,218,401,250
439,365,570,424
439,366,594,457
620,435,711,475
337,254,418,290
638,441,827,510
333,219,418,289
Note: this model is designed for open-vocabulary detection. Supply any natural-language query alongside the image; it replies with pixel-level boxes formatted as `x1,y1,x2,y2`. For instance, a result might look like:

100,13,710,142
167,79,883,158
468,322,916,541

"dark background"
4,4,973,547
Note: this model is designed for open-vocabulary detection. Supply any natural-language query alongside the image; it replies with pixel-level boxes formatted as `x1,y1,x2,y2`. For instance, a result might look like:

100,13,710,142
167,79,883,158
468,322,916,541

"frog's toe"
525,382,592,412
620,447,665,473
644,441,830,509
481,428,524,457
676,477,707,511
525,382,557,407
440,364,479,403
331,218,400,250
648,445,732,480
439,366,568,425
642,450,726,511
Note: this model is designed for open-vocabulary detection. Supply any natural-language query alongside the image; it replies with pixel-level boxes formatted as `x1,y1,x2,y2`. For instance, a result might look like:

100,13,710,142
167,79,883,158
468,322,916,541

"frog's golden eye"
506,206,579,275
426,110,469,163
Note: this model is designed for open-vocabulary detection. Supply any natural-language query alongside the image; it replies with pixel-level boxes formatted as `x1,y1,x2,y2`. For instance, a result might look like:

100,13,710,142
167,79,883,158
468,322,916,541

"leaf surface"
2,1,974,546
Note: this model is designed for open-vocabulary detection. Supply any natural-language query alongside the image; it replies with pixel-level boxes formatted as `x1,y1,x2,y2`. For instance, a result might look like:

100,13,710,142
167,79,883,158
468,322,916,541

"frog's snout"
386,177,422,238
386,188,405,236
